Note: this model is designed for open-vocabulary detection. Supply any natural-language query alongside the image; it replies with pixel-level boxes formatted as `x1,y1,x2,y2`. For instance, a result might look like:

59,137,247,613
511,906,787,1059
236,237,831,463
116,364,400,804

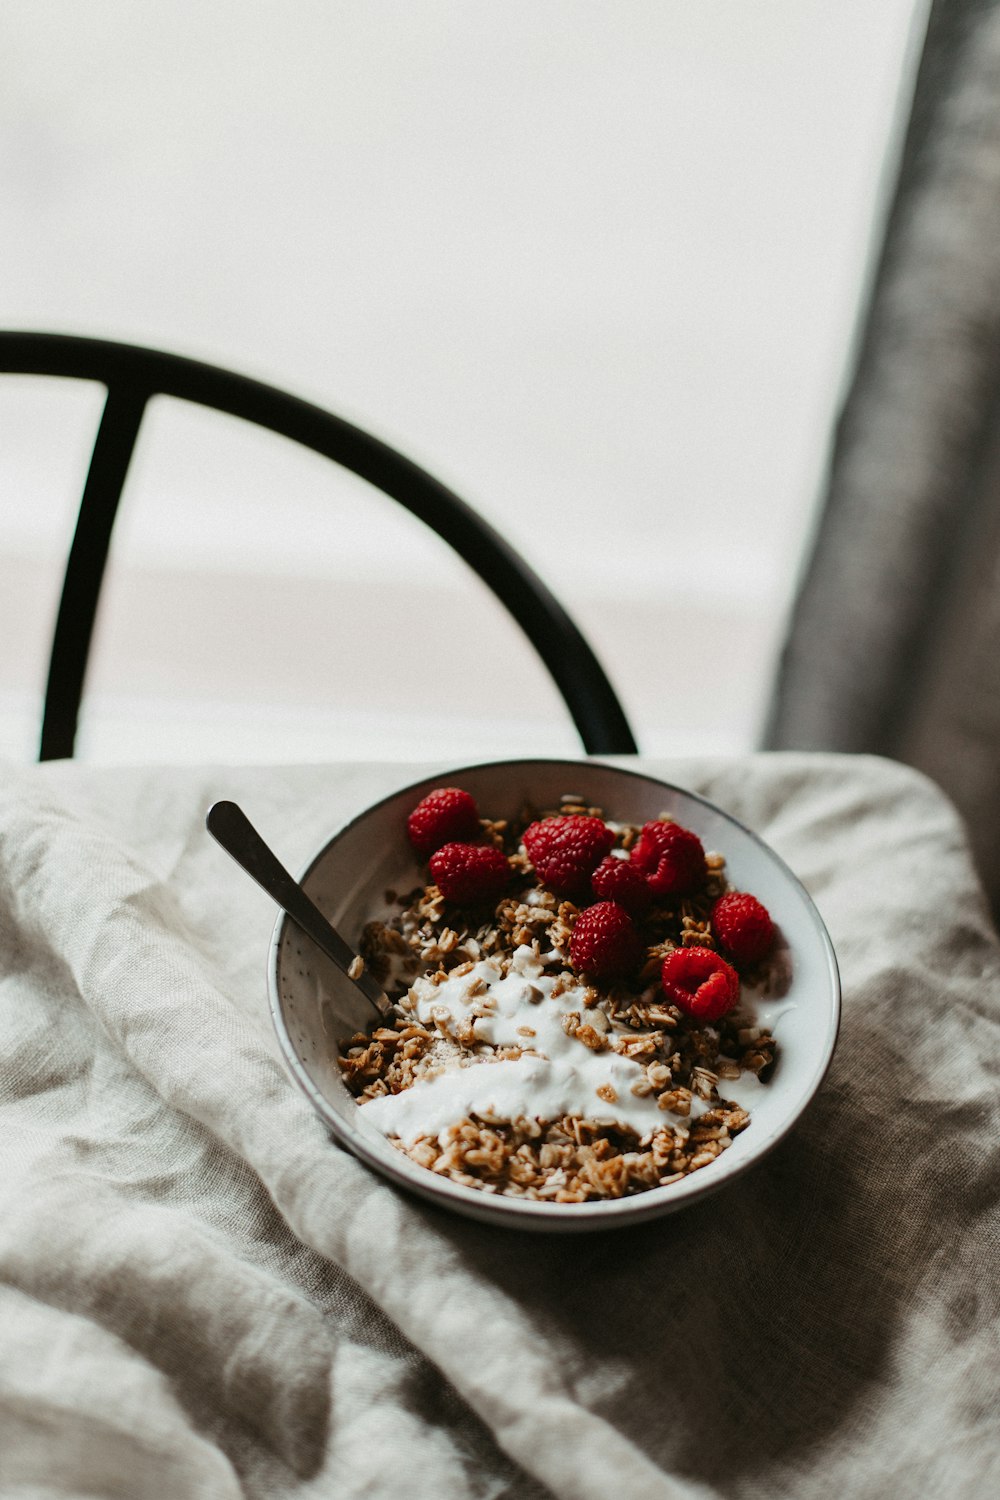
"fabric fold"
2,755,998,1499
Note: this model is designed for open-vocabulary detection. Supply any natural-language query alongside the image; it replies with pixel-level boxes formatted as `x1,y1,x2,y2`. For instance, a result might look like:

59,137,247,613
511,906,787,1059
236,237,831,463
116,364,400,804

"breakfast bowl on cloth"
269,758,839,1231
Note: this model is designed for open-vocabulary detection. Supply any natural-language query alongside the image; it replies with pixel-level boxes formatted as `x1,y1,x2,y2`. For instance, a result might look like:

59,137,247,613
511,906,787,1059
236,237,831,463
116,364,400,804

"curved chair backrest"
0,332,637,761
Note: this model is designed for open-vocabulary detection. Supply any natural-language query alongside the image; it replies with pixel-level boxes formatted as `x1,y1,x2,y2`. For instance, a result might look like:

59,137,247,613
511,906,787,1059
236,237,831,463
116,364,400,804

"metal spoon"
206,799,392,1019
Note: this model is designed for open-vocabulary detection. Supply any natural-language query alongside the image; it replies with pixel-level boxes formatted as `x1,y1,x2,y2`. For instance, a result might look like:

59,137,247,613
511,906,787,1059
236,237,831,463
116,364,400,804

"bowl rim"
267,757,841,1230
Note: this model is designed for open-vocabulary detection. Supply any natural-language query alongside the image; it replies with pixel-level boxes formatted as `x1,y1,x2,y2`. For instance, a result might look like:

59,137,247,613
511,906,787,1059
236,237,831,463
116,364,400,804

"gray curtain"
764,0,1000,918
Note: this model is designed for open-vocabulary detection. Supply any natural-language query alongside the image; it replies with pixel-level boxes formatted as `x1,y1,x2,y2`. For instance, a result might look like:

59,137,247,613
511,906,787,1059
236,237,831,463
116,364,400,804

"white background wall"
0,0,924,762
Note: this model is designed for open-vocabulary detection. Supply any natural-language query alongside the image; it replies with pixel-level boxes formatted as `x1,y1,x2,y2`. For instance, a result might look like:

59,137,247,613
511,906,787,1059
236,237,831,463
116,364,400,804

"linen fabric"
0,753,997,1499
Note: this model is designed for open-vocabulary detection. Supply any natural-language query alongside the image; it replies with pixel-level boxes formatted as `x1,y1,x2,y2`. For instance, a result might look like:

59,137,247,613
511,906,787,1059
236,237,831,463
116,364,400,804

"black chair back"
0,332,637,759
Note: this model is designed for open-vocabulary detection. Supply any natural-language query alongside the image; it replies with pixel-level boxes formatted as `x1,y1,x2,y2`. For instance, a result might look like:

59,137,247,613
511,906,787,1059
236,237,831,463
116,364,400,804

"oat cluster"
337,794,778,1202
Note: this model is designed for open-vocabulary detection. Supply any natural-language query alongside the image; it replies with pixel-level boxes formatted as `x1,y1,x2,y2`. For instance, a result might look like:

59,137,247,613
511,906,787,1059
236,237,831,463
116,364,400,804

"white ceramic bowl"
268,759,840,1231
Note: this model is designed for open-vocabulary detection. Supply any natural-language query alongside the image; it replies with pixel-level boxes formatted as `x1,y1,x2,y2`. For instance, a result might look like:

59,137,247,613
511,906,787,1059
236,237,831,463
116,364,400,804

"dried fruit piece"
660,945,739,1022
712,891,775,965
429,842,510,903
522,815,614,895
407,787,481,857
631,820,707,897
570,900,642,979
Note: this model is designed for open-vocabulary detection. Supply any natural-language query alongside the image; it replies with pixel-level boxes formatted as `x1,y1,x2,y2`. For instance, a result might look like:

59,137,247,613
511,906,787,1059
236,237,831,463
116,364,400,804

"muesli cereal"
337,787,781,1202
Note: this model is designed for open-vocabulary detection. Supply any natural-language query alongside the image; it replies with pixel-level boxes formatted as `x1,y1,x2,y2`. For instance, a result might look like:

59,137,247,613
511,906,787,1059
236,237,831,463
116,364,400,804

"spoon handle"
206,800,391,1018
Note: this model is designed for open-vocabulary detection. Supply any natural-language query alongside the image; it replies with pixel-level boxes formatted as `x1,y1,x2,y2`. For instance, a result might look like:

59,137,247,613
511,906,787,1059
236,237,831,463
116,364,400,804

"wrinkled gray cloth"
1,754,998,1500
764,0,1000,917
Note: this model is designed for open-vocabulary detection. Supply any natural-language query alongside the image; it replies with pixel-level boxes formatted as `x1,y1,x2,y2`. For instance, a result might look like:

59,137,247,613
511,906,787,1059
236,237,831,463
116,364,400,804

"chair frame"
1,331,637,760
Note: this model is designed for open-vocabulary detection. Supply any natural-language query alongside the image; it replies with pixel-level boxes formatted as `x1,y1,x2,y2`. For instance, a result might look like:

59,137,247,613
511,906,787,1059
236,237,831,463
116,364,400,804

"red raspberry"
429,842,510,904
569,901,642,979
630,820,707,898
712,891,774,965
660,946,740,1022
407,787,481,857
590,854,652,915
522,815,614,895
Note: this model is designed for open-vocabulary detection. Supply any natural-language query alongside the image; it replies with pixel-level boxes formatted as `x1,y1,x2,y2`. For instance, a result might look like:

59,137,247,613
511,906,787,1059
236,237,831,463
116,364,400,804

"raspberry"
407,787,481,857
630,820,707,897
429,842,510,904
522,815,614,895
590,854,652,915
660,946,740,1022
569,901,642,979
712,891,774,965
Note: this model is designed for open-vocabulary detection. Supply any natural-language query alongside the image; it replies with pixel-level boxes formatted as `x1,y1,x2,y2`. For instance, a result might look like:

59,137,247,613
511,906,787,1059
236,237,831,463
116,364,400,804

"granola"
337,792,780,1202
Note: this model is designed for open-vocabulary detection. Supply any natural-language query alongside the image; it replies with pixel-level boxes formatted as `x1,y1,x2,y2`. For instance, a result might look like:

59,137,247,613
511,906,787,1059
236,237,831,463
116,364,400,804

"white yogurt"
360,944,708,1143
